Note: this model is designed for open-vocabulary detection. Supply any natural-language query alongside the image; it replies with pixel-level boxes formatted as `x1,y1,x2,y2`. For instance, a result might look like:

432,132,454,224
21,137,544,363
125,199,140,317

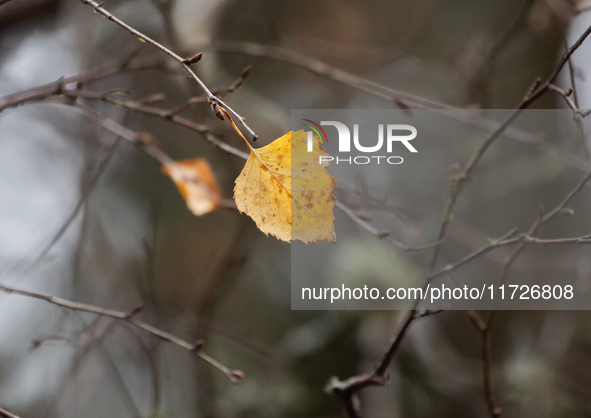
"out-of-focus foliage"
163,158,221,216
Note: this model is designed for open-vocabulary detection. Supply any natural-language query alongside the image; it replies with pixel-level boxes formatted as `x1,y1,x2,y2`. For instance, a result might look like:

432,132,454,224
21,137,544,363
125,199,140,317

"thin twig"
0,407,20,418
164,64,253,116
335,200,443,251
0,282,244,383
563,37,581,109
2,47,587,173
471,167,591,417
562,34,591,158
429,21,591,274
548,83,591,120
65,101,173,164
0,49,166,113
420,26,591,411
60,89,250,159
540,170,591,223
77,0,258,139
2,60,252,161
201,40,448,110
326,23,591,417
548,84,579,113
200,40,549,147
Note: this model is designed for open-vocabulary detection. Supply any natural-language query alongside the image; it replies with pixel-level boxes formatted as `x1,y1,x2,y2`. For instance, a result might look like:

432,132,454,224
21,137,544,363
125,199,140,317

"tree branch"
326,23,591,417
0,406,20,418
0,282,244,383
335,200,443,251
471,166,591,417
77,0,258,139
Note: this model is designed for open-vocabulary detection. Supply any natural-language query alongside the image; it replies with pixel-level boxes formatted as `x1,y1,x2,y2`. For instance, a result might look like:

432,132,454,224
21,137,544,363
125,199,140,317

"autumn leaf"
162,158,221,216
234,130,336,243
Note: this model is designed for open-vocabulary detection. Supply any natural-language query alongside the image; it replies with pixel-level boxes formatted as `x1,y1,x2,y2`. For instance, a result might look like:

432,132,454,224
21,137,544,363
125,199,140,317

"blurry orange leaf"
234,131,336,243
162,158,221,216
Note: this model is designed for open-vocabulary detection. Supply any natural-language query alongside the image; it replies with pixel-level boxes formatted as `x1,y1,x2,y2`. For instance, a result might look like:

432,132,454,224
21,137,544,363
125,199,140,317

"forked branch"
77,0,258,139
0,282,244,383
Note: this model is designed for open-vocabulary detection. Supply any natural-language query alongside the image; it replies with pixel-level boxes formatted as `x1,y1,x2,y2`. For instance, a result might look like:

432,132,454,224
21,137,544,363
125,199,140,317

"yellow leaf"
162,158,221,216
234,131,336,243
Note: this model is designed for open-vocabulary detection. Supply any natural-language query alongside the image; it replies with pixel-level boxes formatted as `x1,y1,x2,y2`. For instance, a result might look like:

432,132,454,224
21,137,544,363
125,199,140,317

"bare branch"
201,40,448,110
0,406,21,418
165,64,253,116
59,91,250,159
325,23,591,416
0,62,251,160
548,83,591,120
200,41,561,150
64,102,173,164
76,0,258,139
471,166,591,417
0,48,167,113
335,200,443,251
0,282,244,383
540,170,591,223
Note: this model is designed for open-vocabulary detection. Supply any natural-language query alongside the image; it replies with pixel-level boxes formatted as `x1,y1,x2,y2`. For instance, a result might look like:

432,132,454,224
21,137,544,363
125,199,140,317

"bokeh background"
2,0,591,416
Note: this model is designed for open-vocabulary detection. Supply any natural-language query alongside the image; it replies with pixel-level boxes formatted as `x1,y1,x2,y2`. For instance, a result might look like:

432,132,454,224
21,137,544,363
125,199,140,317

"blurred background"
2,0,591,417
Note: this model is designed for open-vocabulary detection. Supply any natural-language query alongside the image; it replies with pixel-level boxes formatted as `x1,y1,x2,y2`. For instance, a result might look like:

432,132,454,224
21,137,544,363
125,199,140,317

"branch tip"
230,369,245,382
183,52,203,65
